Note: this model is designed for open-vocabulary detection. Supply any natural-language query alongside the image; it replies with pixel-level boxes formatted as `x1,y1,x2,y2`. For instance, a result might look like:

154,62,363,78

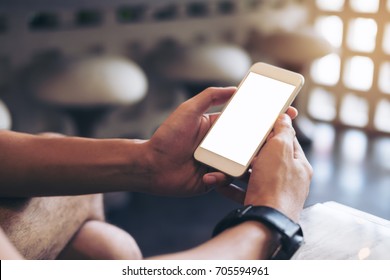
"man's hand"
203,108,299,203
245,114,312,221
145,87,236,196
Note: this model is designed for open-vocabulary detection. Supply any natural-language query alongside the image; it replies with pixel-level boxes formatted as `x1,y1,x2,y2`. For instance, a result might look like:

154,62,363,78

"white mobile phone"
194,62,304,177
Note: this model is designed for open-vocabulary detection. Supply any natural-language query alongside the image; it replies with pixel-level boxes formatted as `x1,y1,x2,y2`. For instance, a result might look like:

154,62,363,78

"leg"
0,194,104,259
59,220,142,260
0,226,23,259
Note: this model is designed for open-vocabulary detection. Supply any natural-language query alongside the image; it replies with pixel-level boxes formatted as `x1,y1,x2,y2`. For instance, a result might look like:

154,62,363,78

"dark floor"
106,121,390,258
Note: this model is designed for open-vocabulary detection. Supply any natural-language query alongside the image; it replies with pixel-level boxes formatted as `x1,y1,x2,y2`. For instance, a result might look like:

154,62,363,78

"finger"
215,183,246,204
189,87,236,115
268,114,296,157
273,114,295,140
203,171,232,187
286,106,298,120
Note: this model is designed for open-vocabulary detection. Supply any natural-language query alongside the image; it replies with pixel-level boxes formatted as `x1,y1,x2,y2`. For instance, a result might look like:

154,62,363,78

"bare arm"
148,221,279,260
0,131,152,196
0,87,236,197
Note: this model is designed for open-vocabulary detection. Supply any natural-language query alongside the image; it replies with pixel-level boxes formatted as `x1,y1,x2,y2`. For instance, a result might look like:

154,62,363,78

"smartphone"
194,62,304,177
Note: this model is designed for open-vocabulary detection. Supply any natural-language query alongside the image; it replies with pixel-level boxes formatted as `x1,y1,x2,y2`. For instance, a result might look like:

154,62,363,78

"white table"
294,201,390,260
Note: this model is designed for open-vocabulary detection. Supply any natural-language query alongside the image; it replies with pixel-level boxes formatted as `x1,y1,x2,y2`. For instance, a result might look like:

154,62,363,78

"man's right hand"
244,114,313,222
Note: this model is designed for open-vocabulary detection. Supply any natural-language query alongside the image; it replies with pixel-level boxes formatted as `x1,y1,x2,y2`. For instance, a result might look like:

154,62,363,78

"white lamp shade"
36,56,148,107
160,44,252,84
0,99,11,130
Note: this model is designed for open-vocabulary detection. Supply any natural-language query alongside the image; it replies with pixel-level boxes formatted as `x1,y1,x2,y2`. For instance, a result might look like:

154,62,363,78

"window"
75,9,103,27
29,12,60,30
310,54,340,86
218,1,236,15
347,18,377,53
305,0,390,134
314,15,343,48
117,5,147,23
153,4,178,21
315,0,344,12
383,23,390,54
308,87,337,121
187,2,209,17
379,62,390,94
349,0,379,13
343,56,374,91
374,99,390,133
340,94,369,127
245,0,262,10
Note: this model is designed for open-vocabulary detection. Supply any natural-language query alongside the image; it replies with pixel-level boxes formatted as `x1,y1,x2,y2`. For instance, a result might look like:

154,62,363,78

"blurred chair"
34,56,148,136
161,43,252,84
148,42,252,97
247,28,334,68
36,56,147,107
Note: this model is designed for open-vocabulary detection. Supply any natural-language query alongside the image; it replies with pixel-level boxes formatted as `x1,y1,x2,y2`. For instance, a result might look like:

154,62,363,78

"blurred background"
0,0,389,257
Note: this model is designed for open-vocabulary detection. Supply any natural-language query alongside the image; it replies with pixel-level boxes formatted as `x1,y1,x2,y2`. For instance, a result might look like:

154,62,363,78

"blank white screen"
200,72,295,166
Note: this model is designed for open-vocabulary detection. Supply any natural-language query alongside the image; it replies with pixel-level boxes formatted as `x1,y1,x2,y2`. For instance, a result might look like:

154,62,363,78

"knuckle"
271,134,289,147
278,114,292,127
308,164,314,178
303,162,314,179
199,87,217,97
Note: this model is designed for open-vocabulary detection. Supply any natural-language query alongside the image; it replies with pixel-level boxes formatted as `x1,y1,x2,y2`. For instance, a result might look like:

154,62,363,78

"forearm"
0,130,153,196
148,221,280,260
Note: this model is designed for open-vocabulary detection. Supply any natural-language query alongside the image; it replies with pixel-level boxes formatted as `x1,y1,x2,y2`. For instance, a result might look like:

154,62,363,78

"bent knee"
65,220,142,260
0,194,105,259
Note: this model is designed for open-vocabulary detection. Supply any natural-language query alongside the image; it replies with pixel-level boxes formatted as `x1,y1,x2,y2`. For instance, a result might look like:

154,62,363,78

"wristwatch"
212,205,304,259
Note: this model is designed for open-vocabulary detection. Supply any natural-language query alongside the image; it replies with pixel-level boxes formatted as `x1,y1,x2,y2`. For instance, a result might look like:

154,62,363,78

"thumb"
189,87,236,115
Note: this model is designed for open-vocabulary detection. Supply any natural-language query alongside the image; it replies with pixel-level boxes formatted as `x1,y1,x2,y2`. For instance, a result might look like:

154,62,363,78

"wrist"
212,205,304,259
120,139,155,193
236,221,282,259
244,195,300,222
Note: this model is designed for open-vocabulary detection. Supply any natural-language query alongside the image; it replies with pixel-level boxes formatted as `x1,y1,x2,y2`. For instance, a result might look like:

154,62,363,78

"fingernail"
204,175,217,185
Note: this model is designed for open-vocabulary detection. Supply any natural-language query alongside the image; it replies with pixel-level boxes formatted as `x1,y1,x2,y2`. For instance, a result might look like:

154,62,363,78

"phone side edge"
194,147,248,177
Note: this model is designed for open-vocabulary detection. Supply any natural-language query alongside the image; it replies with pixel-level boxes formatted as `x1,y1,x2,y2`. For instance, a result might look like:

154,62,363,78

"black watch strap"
212,205,304,260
